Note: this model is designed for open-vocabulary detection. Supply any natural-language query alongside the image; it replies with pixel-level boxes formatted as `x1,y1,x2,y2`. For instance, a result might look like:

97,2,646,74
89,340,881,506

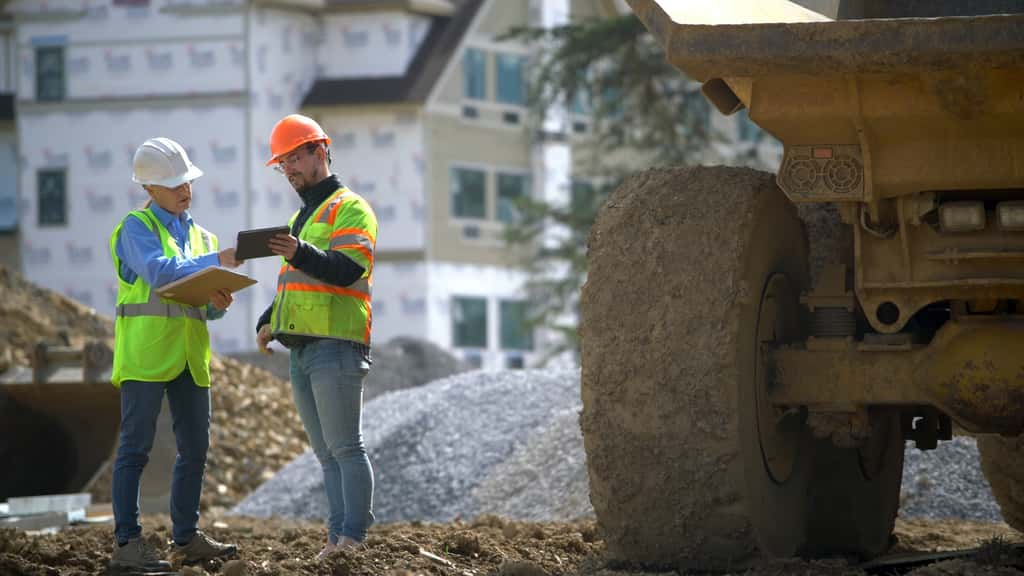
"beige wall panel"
424,113,531,267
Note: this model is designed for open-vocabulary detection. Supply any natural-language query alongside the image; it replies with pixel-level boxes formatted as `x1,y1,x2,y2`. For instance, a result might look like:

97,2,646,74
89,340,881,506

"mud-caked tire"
977,435,1024,530
579,167,903,569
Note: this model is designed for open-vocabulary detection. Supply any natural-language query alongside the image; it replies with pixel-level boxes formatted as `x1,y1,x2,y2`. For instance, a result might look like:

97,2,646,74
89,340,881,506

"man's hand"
257,324,274,355
210,288,233,310
218,248,241,268
268,233,299,261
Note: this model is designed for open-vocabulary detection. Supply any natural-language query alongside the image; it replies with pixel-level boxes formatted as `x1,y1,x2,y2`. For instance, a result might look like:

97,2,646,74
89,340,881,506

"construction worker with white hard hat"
255,114,378,559
107,137,240,572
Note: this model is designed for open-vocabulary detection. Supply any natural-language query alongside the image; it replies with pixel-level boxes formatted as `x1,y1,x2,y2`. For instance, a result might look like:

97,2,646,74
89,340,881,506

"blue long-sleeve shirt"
115,203,225,320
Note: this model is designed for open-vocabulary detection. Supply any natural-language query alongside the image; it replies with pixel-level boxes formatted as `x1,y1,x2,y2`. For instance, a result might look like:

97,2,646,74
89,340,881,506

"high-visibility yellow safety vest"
270,187,377,344
108,208,218,388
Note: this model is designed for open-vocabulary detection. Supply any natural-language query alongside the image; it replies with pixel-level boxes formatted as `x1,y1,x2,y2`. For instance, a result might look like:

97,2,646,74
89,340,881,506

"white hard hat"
131,137,203,188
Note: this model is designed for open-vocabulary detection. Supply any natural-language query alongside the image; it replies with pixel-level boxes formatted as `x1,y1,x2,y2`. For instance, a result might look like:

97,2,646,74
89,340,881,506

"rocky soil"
2,516,1023,576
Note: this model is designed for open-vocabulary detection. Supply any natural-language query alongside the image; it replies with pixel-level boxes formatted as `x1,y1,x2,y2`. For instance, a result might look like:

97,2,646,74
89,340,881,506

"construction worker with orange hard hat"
108,137,240,572
255,114,379,559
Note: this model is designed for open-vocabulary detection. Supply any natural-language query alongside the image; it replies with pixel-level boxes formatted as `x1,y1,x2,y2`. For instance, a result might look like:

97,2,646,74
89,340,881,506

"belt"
274,335,372,361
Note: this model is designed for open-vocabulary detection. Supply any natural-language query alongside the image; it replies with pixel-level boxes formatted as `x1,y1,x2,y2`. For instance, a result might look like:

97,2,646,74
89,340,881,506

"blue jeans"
290,339,374,542
112,367,210,545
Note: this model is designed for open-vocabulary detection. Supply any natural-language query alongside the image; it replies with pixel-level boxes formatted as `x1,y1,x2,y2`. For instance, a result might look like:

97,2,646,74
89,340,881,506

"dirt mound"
0,515,600,576
0,266,306,510
0,266,113,369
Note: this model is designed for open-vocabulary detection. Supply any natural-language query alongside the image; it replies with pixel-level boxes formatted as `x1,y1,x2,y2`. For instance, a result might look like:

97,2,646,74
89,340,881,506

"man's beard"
287,172,305,191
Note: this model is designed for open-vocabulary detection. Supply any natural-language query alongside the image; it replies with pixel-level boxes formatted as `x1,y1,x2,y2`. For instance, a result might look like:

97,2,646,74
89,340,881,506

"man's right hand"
218,248,241,268
257,324,274,355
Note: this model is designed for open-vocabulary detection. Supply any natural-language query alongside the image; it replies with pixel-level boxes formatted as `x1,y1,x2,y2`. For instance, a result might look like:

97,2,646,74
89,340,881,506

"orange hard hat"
265,114,331,166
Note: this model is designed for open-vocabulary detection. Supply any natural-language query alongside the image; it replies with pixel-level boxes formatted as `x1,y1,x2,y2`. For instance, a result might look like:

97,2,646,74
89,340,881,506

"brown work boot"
110,537,172,572
315,540,337,561
316,536,365,561
173,530,238,563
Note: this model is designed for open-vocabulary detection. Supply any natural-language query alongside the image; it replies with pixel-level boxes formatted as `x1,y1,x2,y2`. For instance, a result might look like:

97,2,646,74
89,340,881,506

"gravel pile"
236,364,1009,526
900,436,1002,522
467,407,591,521
231,369,588,522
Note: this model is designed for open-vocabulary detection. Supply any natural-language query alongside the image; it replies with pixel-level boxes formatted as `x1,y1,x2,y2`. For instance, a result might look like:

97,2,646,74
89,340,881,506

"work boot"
316,536,365,561
338,536,363,550
109,537,172,572
315,540,336,561
174,530,238,563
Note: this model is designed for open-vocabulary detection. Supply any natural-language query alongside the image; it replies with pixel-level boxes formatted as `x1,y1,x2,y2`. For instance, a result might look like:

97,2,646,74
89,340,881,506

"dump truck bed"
630,0,1024,81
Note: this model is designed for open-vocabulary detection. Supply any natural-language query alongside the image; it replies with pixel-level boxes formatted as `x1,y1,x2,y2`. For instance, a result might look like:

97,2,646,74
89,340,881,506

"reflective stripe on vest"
328,228,374,265
270,187,376,344
277,267,371,300
116,301,208,321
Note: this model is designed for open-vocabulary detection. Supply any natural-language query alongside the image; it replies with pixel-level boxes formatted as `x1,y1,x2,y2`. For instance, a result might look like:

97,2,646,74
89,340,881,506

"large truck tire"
977,435,1024,530
579,166,903,569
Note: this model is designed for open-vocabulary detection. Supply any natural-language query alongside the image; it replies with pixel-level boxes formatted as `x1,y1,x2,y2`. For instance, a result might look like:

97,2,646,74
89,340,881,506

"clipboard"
155,267,257,307
236,225,290,260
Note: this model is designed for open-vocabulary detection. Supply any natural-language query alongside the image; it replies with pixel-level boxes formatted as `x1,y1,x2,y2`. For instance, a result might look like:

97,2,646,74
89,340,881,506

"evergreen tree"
503,14,768,363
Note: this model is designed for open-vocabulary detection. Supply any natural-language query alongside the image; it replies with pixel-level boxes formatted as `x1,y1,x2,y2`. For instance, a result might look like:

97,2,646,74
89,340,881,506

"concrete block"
7,493,91,515
1,509,85,531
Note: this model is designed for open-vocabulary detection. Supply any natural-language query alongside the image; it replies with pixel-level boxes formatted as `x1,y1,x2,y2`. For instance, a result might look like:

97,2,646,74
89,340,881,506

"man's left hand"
210,288,233,310
269,233,299,261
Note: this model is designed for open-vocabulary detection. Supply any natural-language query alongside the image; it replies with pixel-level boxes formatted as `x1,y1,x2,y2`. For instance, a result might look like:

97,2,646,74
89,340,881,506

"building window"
451,167,486,219
36,46,66,102
496,172,529,224
571,87,590,116
0,192,16,232
601,85,625,120
495,53,525,106
570,69,591,115
570,179,597,214
463,48,486,100
38,169,67,226
452,296,487,348
500,300,533,351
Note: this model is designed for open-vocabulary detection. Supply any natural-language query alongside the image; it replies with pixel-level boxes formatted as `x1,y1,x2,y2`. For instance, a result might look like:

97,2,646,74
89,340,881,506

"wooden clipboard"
155,267,257,307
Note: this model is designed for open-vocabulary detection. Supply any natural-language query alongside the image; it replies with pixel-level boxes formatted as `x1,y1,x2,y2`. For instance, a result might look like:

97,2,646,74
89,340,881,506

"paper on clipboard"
155,267,257,307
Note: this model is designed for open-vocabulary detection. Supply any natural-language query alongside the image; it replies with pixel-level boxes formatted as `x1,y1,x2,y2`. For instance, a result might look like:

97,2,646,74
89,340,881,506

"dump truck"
579,0,1024,569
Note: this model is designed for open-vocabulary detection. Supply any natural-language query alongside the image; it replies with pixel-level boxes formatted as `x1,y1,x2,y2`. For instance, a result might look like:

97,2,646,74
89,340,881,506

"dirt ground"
1,516,1022,576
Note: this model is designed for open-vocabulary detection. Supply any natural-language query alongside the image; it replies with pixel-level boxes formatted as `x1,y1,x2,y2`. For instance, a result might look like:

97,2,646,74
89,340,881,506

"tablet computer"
236,225,290,260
